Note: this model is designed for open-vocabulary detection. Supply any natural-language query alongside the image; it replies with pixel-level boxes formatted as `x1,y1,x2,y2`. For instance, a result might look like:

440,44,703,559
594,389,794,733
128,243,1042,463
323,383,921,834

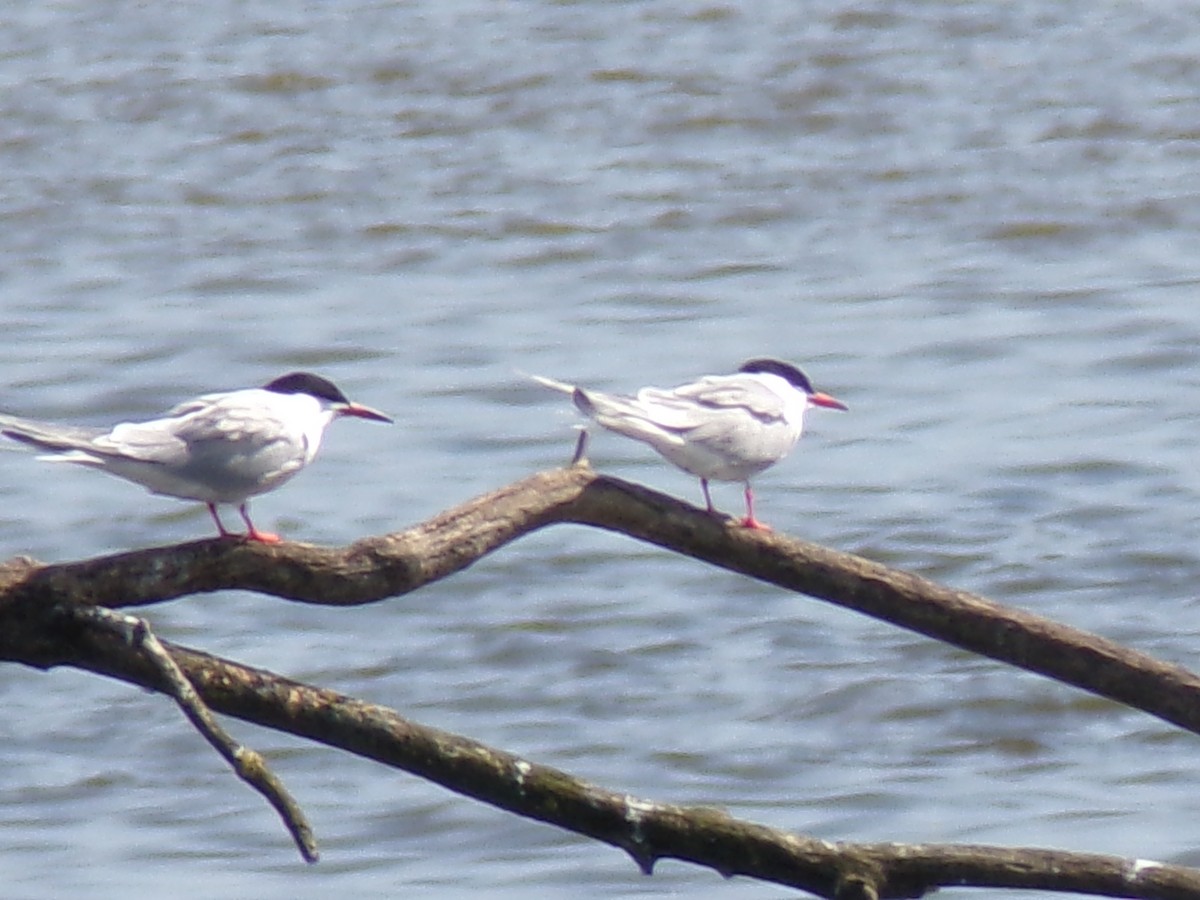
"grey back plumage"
0,389,319,503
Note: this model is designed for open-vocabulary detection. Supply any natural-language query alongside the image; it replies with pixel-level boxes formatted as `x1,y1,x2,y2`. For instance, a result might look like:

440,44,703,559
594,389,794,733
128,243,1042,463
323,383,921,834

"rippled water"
4,1,1200,897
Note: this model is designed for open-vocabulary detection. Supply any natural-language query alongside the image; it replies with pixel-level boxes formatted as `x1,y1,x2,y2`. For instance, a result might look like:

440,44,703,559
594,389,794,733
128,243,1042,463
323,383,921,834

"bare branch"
7,467,1200,894
4,466,1200,742
15,612,1200,900
73,606,319,863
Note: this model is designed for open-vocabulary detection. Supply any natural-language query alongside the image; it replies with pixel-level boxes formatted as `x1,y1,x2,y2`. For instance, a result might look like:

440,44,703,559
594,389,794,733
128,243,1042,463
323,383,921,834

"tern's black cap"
263,372,350,404
737,358,815,394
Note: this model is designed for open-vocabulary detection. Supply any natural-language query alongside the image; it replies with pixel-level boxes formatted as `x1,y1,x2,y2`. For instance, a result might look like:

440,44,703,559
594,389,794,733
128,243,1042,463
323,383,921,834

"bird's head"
738,359,847,411
263,372,393,422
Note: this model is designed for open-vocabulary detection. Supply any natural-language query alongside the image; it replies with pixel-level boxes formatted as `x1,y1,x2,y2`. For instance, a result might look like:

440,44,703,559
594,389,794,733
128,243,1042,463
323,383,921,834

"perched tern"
0,372,392,543
532,358,846,529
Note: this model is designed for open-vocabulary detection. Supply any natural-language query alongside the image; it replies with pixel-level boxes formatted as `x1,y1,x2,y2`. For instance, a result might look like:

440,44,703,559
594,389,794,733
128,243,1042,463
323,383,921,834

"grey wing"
577,376,783,436
640,375,788,428
665,376,799,474
183,399,310,484
105,402,303,482
0,403,234,466
0,397,230,463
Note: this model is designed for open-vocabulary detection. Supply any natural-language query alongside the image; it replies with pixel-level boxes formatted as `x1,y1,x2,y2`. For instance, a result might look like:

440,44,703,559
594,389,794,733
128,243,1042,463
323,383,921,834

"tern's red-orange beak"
341,402,393,423
809,392,848,411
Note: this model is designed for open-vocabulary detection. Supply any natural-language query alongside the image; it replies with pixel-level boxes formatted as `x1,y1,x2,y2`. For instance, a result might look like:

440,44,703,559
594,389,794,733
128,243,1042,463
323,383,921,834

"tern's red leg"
238,503,281,544
738,483,771,531
207,503,234,538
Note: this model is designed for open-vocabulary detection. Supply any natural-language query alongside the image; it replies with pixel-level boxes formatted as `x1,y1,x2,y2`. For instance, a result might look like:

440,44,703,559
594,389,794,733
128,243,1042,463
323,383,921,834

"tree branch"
3,465,1200,740
71,606,319,863
5,465,1200,896
20,608,1200,899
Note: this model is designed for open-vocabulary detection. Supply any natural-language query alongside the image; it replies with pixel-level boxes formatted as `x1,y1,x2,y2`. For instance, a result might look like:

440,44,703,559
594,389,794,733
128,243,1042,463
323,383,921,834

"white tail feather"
526,373,577,395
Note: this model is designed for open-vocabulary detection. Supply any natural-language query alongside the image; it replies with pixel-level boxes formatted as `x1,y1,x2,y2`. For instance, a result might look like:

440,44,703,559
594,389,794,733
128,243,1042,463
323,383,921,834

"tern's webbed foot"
737,516,772,531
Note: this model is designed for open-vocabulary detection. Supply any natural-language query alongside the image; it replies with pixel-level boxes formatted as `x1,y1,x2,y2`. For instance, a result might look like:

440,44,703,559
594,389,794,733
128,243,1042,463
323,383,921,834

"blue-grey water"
4,1,1200,897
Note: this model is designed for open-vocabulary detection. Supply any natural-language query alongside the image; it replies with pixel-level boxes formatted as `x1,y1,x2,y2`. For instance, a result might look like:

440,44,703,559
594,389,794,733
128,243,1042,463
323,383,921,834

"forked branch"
29,608,1200,899
3,465,1200,897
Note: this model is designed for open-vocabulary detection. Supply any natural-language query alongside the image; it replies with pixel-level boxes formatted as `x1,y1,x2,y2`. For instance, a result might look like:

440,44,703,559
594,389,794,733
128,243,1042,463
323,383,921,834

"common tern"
0,372,392,543
532,358,846,529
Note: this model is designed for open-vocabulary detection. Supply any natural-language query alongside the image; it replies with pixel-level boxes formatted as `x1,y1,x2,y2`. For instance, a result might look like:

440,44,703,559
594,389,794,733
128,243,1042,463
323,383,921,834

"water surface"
4,1,1200,897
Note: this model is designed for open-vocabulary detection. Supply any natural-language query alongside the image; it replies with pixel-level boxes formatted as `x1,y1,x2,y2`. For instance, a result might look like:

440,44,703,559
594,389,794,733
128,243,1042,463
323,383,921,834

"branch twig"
72,606,319,863
31,615,1200,900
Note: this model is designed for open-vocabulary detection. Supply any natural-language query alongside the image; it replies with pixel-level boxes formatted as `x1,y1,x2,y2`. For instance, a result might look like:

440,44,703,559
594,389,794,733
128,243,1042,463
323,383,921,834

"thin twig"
571,427,589,466
73,606,319,863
